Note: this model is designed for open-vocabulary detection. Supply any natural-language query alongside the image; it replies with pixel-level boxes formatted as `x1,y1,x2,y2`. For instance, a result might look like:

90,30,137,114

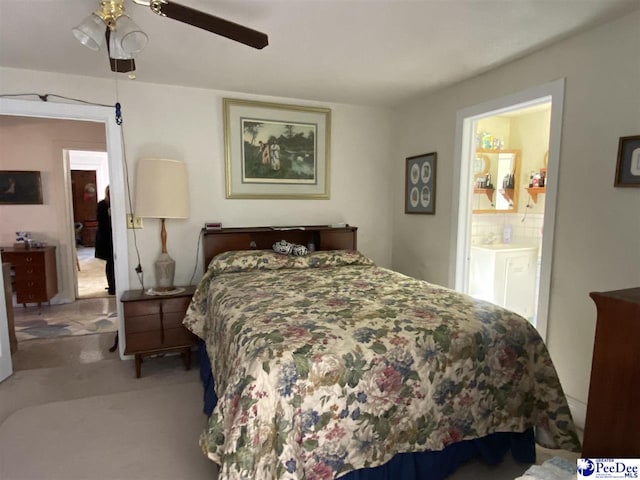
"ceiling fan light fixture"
72,13,107,51
108,31,134,60
115,15,148,54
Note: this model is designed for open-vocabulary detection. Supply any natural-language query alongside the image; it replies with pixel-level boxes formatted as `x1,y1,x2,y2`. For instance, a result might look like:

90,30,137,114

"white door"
0,264,13,383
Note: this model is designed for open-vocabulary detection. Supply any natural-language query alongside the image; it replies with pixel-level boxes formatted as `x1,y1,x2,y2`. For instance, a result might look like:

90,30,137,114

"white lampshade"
116,15,148,54
135,158,190,219
72,13,106,51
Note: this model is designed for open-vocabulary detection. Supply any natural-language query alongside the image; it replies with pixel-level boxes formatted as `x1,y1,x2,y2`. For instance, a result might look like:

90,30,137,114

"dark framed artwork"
614,135,640,187
223,98,331,199
0,171,43,204
405,152,437,214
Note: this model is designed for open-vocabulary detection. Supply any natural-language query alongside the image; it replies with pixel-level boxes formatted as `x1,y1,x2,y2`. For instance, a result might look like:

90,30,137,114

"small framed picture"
405,152,437,214
614,135,640,187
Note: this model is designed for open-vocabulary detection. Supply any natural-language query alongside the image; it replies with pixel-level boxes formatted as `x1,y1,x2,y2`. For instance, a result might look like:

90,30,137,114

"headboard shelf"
202,225,358,267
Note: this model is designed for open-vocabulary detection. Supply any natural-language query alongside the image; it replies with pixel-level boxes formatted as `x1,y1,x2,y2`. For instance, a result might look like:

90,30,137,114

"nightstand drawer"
164,327,197,347
123,296,191,317
124,331,162,353
124,311,187,334
123,327,196,353
123,314,160,334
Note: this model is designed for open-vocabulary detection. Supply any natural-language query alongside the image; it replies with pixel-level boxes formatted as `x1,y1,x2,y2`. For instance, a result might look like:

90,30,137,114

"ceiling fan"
73,0,269,74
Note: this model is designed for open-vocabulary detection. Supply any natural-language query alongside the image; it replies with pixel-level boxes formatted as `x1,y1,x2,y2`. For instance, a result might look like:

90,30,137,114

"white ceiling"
1,0,638,107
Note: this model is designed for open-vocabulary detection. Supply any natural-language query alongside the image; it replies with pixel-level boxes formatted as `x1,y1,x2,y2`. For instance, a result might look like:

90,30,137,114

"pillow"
207,249,373,275
272,240,308,256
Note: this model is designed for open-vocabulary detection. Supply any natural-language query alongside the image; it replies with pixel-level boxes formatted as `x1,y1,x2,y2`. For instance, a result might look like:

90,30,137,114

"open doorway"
467,104,551,326
0,97,129,383
67,150,112,300
452,79,565,342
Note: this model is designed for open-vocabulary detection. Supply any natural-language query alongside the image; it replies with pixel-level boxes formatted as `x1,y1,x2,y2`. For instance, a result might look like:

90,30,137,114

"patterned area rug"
14,297,117,341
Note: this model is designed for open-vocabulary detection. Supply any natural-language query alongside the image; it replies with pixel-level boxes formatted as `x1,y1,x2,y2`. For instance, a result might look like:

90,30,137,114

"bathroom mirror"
472,149,520,213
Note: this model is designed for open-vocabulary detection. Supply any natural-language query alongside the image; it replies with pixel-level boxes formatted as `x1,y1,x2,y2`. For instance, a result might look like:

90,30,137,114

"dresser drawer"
16,290,48,304
5,252,46,267
14,264,46,277
123,296,191,317
16,277,46,291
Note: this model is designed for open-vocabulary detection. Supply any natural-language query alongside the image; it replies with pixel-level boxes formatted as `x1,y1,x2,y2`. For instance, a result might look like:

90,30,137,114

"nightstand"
121,286,197,378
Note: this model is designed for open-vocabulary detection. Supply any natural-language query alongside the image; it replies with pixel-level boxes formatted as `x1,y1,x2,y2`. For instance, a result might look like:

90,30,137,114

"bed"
184,226,580,480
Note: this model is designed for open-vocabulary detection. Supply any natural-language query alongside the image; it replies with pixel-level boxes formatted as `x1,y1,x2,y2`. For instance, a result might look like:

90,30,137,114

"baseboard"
566,394,587,431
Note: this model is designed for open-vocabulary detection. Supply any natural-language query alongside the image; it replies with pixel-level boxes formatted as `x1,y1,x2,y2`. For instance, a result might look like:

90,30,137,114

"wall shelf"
474,188,494,202
526,187,546,203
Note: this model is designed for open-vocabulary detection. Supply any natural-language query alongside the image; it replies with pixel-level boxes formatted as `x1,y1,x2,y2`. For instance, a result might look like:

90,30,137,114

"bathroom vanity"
469,243,538,319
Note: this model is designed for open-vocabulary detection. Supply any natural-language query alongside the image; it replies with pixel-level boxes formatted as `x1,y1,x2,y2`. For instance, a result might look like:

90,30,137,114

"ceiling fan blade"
154,1,269,50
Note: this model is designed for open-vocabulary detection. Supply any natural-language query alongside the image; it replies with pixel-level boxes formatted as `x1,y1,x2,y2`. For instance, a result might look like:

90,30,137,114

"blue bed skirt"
197,340,535,479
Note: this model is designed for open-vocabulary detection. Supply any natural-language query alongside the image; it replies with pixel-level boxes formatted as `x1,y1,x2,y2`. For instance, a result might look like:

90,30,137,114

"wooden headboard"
202,225,358,267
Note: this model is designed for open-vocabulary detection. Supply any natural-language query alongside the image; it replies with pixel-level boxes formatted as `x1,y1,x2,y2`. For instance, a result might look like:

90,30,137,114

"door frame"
450,79,565,342
0,97,130,358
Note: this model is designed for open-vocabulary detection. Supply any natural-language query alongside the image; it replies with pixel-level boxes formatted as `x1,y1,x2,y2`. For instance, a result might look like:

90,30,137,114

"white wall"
0,68,394,292
69,150,110,200
391,10,640,423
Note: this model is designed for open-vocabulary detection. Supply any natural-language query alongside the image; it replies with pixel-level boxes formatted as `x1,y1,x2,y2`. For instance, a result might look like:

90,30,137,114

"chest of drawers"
582,287,640,457
1,246,58,310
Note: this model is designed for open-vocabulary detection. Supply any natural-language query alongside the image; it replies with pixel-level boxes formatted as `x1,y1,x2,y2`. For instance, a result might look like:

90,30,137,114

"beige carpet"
77,253,110,299
0,382,217,480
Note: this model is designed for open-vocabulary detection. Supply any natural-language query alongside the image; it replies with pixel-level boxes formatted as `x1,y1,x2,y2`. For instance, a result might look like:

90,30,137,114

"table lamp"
134,158,190,291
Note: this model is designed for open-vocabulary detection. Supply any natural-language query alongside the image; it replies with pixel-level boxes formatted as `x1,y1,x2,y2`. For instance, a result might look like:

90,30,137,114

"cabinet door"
501,253,537,318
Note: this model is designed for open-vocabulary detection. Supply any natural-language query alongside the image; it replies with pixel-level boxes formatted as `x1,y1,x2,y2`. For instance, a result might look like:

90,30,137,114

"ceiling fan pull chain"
115,102,123,125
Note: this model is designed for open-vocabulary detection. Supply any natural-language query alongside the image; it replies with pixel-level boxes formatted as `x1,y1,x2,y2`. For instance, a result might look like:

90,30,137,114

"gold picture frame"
223,98,331,199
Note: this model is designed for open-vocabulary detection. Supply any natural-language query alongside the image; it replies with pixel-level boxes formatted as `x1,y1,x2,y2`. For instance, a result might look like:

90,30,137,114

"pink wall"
0,115,106,302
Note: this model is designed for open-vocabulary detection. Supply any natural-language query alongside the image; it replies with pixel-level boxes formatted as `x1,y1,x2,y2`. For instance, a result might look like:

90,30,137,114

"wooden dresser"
1,246,58,311
582,287,640,457
121,286,198,378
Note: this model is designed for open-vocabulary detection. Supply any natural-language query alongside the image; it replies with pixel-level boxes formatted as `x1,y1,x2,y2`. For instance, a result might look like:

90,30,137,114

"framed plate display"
614,135,640,187
405,152,436,214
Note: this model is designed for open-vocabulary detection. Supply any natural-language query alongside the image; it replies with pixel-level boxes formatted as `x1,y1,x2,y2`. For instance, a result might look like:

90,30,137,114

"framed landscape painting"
223,98,331,199
0,170,43,204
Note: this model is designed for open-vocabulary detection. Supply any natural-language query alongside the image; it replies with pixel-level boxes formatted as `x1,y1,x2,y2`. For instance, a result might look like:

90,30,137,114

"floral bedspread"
184,250,580,480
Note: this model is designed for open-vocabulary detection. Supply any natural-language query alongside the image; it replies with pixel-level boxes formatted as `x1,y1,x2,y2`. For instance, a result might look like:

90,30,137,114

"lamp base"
154,252,175,291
